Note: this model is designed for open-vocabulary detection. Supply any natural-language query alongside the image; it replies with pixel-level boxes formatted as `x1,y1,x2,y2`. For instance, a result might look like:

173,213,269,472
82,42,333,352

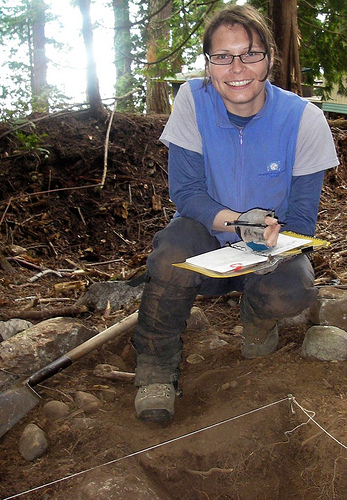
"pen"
224,221,286,228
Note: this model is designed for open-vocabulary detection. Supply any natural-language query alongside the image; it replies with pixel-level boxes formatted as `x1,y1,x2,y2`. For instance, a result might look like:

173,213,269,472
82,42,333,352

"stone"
301,325,347,361
74,391,103,414
19,424,48,461
0,318,33,341
309,287,347,330
0,318,98,386
186,353,205,364
70,468,170,500
71,418,99,431
42,401,70,420
76,281,144,312
208,337,228,349
186,307,210,330
232,325,244,336
106,353,127,371
95,388,118,403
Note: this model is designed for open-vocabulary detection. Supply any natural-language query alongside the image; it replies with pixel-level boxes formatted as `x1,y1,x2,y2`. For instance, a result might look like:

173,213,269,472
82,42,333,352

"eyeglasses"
205,52,266,65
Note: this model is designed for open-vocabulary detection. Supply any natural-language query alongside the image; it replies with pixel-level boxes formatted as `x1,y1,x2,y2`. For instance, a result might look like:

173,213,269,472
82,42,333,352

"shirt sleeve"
293,102,339,176
284,170,325,236
168,143,227,233
160,82,203,154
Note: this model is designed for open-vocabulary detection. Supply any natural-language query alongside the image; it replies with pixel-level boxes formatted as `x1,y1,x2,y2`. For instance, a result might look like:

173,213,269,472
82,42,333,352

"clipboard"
172,232,329,278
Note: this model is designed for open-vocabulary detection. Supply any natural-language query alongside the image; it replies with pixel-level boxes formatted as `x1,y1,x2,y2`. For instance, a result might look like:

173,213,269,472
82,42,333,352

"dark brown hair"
203,4,276,81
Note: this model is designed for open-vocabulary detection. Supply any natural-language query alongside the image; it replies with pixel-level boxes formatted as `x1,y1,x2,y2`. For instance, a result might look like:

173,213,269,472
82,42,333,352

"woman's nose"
229,56,244,72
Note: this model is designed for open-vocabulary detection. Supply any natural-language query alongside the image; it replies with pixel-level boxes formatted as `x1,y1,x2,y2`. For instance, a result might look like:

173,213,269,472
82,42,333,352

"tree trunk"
112,0,136,112
30,0,49,113
269,0,302,94
146,0,172,114
78,0,107,118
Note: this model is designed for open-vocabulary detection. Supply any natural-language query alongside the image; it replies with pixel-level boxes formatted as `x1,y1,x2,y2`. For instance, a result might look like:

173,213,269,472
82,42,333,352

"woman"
132,4,339,422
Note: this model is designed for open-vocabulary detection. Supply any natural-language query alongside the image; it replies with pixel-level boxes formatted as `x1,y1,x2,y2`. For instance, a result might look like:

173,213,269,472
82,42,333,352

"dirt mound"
0,112,346,500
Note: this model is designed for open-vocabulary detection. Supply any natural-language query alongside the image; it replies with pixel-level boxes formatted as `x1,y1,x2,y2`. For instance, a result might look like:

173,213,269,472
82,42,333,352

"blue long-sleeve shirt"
169,143,325,237
161,79,338,245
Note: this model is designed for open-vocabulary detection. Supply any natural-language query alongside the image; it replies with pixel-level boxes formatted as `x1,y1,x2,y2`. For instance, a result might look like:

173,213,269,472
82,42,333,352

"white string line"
289,396,347,450
2,396,290,500
284,394,316,436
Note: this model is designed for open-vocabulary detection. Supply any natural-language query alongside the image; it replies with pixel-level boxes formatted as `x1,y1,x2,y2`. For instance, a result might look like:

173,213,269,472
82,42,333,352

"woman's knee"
244,255,317,318
146,217,219,285
149,217,218,266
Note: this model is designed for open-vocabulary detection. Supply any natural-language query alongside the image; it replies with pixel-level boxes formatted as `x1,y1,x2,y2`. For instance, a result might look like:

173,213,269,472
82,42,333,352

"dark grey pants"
133,217,317,386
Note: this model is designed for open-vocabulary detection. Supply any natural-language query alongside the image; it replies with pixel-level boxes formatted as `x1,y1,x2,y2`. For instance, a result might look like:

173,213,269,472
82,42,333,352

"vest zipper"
238,129,244,208
239,129,243,145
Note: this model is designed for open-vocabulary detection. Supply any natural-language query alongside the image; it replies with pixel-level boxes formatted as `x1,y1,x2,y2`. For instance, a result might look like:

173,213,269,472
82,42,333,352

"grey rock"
71,468,170,500
42,401,70,421
301,325,347,361
186,307,210,330
0,318,33,341
106,353,127,371
74,391,102,414
0,318,98,386
310,287,347,330
19,423,48,461
76,281,144,312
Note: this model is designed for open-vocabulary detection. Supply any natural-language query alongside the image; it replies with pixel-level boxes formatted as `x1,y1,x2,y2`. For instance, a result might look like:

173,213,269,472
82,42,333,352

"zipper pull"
239,129,243,144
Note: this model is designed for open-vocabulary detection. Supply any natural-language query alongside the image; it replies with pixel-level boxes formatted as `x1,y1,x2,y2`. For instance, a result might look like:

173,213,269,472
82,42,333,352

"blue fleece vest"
189,79,307,228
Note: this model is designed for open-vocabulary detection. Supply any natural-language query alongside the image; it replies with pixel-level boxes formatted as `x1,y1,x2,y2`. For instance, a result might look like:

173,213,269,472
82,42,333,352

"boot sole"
137,408,173,422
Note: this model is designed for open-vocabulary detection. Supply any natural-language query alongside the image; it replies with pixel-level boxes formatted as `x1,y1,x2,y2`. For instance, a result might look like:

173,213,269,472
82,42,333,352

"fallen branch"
100,88,142,190
0,305,88,322
93,363,135,382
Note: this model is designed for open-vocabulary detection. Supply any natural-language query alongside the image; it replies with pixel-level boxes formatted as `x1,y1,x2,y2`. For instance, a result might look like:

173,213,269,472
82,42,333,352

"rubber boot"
133,277,200,420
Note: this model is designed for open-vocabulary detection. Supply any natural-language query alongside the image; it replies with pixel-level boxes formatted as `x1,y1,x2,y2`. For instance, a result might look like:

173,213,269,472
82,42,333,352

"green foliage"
248,0,347,98
298,0,347,98
115,73,145,112
0,0,346,115
15,130,50,159
143,0,224,79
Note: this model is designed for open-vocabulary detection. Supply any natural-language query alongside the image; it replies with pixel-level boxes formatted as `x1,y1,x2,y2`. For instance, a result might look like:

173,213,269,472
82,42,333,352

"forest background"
0,0,346,121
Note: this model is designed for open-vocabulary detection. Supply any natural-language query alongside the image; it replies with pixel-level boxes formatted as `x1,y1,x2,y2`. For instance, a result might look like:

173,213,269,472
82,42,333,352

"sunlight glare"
46,0,116,102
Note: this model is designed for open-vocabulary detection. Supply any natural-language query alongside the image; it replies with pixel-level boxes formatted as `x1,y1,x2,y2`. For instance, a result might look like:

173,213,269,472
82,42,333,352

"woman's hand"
237,209,280,250
213,208,281,249
263,215,281,247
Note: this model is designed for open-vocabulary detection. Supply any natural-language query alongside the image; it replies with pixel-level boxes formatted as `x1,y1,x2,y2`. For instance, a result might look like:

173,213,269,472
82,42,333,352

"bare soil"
0,111,346,500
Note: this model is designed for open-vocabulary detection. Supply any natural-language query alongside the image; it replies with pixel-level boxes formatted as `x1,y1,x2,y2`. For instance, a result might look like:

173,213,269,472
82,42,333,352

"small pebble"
106,354,126,371
209,338,228,349
232,325,243,336
186,353,205,364
227,299,238,308
186,307,209,330
71,418,98,430
74,391,102,414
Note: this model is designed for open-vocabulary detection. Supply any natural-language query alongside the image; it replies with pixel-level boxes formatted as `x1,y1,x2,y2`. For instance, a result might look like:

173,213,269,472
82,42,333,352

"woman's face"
206,23,272,116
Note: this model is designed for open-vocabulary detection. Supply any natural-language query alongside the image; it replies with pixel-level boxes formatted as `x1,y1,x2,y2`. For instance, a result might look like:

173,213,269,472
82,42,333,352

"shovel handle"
28,311,138,387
